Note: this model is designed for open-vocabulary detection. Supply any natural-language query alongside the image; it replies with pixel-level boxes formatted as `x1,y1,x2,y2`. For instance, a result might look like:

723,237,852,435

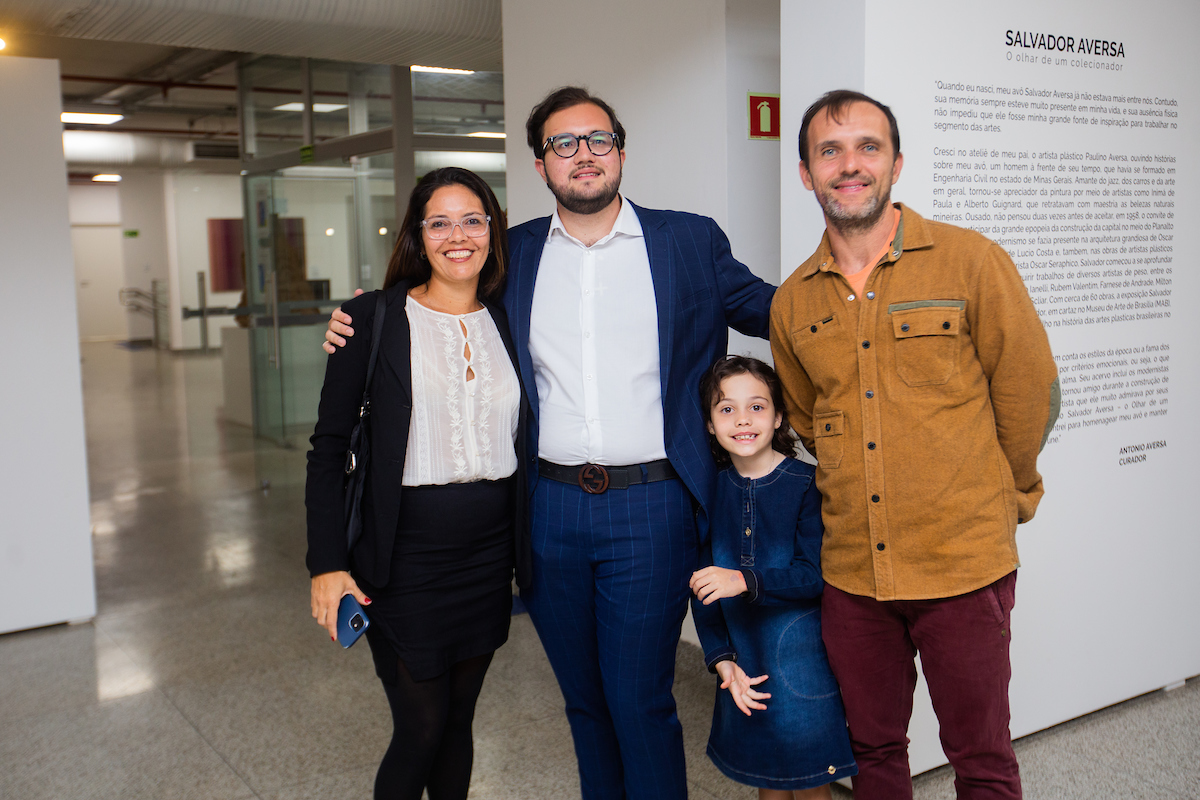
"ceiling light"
378,227,388,235
273,102,348,113
410,65,475,75
468,132,506,139
62,112,124,125
325,228,335,236
92,174,122,182
0,38,7,51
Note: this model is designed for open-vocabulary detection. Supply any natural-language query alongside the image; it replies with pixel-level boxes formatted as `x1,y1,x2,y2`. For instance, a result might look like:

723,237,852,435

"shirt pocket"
888,300,966,387
789,312,841,373
813,410,844,469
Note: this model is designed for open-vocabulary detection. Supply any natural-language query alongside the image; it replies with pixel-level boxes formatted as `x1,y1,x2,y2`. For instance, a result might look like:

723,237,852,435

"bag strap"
360,291,388,412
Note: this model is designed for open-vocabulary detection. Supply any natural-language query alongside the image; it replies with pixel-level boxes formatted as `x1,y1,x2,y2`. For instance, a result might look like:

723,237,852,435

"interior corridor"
1,342,1196,799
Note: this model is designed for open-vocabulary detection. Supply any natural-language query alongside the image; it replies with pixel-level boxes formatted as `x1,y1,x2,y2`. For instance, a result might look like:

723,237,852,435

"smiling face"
534,102,625,216
707,372,783,463
421,184,491,292
799,101,903,233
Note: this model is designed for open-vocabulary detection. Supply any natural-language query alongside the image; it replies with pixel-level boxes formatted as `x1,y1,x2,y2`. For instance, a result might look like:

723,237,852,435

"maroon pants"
822,572,1020,800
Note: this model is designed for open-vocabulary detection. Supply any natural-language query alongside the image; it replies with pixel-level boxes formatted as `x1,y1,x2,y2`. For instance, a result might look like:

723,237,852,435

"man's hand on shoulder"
321,288,364,354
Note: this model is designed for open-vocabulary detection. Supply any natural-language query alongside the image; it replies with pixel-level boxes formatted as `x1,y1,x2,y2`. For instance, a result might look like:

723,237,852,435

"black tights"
375,652,494,800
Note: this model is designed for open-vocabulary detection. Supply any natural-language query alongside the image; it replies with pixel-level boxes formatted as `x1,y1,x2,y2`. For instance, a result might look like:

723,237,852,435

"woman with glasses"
306,167,530,800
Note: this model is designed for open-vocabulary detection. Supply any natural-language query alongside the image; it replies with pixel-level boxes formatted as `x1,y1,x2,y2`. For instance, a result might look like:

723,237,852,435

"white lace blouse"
402,295,520,486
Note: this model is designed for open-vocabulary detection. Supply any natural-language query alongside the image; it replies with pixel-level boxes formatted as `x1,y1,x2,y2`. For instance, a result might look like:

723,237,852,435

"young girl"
689,355,856,800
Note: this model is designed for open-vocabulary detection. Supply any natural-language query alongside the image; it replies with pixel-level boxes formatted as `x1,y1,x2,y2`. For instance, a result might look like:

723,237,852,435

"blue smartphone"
336,594,370,649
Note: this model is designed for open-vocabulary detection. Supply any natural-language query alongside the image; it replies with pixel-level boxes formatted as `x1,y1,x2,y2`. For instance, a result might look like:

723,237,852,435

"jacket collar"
797,203,933,279
378,280,413,403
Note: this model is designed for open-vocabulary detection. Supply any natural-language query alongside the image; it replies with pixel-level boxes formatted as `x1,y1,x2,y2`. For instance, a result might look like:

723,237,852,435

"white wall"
118,172,172,341
782,0,1200,774
68,183,127,341
724,0,780,361
68,183,121,226
0,56,96,633
502,0,731,229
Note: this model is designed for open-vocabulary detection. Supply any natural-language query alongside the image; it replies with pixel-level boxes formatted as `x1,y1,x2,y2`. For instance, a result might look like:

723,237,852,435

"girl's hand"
715,660,771,716
310,571,371,641
689,566,748,605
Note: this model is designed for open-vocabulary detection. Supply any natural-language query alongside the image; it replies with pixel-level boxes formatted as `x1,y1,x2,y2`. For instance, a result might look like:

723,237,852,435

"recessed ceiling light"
62,112,124,125
92,174,122,182
273,102,348,113
410,65,475,75
325,228,335,236
468,132,506,139
378,227,388,235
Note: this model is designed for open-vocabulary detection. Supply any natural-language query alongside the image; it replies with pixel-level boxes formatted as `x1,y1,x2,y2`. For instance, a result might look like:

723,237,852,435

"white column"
0,56,96,632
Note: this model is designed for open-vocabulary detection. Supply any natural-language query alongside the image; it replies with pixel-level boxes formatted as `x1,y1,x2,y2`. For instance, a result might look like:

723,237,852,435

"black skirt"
359,477,514,682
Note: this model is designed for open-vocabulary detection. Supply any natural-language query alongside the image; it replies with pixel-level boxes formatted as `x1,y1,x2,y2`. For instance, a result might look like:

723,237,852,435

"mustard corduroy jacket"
771,204,1060,601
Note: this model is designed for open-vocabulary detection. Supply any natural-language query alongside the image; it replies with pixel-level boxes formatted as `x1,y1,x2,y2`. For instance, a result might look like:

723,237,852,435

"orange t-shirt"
841,208,901,298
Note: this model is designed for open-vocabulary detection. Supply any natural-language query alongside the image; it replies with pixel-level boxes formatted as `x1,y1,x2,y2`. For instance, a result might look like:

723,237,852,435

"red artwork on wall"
207,218,245,292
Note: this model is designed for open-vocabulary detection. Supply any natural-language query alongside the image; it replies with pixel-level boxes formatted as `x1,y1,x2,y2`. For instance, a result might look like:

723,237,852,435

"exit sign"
748,93,780,140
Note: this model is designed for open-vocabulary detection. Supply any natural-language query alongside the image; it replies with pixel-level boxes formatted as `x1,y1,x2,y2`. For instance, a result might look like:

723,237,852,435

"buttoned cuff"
740,568,763,604
704,649,738,674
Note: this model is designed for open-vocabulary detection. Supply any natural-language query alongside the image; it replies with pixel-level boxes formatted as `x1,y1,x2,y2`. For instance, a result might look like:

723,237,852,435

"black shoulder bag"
343,291,388,551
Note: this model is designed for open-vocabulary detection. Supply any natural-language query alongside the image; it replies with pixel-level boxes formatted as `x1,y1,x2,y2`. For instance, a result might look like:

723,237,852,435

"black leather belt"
538,458,678,495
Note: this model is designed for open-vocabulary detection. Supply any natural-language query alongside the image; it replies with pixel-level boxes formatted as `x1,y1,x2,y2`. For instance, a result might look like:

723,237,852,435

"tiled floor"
1,342,1196,799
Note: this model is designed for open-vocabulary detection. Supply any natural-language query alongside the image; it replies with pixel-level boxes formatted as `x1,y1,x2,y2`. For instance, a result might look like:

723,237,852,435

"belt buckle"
578,464,610,494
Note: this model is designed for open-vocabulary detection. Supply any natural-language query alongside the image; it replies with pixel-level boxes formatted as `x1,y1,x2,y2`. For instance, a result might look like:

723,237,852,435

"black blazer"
305,279,534,589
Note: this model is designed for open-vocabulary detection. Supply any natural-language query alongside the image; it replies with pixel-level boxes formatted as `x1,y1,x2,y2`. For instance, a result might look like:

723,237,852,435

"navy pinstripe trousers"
523,475,697,800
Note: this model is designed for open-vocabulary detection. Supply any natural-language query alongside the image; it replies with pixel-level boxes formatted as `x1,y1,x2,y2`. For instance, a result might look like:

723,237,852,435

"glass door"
243,163,395,446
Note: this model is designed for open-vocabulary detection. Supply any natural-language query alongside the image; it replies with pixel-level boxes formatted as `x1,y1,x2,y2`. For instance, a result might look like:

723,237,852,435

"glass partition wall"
238,58,505,445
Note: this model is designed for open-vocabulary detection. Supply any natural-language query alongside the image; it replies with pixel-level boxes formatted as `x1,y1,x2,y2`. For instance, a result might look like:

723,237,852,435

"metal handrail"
180,298,350,319
120,282,169,349
119,287,163,314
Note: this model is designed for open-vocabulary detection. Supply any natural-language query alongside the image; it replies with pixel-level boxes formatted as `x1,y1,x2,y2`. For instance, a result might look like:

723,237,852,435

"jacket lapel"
378,280,412,406
506,221,550,427
632,202,675,400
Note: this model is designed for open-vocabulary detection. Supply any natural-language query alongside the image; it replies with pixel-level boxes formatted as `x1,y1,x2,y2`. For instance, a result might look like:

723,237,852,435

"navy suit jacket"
503,201,776,518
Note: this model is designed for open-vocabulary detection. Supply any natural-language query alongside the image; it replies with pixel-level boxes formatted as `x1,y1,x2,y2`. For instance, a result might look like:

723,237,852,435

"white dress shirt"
403,296,520,486
529,197,667,466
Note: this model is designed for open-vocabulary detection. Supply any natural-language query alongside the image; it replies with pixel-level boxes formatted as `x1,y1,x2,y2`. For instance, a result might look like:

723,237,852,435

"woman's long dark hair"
382,167,508,300
700,355,798,468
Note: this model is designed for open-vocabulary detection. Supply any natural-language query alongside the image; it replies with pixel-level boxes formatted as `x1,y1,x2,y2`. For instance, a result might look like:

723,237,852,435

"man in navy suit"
328,86,774,799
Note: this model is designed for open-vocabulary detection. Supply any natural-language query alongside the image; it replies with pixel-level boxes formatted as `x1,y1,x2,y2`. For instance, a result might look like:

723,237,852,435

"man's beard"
817,172,891,233
547,165,622,215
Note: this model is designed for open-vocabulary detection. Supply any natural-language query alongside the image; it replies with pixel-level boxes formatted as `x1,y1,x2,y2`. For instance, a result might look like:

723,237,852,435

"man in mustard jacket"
771,90,1059,800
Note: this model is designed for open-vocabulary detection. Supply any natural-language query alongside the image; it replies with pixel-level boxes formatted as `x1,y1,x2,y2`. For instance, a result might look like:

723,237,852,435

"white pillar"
0,56,96,632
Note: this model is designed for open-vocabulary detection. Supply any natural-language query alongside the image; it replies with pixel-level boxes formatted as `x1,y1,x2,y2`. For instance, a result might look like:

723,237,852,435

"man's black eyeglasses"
541,131,621,159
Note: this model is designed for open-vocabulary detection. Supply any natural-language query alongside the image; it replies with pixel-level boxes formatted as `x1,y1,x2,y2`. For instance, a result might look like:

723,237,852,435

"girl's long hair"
699,355,798,467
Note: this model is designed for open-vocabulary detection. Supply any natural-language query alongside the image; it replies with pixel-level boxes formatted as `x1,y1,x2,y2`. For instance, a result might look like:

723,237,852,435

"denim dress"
692,457,856,790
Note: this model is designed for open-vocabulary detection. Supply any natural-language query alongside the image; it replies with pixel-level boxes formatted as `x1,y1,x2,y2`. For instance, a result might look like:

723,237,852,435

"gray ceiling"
0,0,503,70
1,1,506,168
